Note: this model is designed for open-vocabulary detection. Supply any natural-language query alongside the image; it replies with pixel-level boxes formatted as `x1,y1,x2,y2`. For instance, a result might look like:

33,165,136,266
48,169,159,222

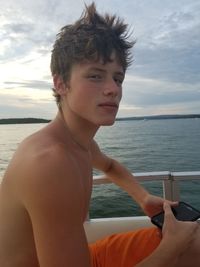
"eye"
114,77,123,86
88,74,102,81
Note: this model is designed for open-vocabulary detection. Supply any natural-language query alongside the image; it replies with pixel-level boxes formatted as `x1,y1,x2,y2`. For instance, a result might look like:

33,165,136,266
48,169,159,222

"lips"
98,102,118,108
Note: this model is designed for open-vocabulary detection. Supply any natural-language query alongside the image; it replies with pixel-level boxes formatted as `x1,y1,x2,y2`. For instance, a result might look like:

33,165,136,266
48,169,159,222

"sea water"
0,118,200,217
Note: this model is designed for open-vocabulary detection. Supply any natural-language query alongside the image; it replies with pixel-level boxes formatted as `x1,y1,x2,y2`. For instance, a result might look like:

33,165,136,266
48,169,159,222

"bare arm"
91,141,170,216
91,141,148,201
19,146,91,267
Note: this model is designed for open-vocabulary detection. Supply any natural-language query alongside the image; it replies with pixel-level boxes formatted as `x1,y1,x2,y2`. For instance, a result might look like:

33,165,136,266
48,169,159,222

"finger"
166,200,179,207
162,202,177,231
163,202,176,220
163,202,172,213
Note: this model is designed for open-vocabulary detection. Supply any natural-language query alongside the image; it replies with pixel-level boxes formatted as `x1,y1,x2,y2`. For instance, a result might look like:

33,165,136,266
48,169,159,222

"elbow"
104,158,115,174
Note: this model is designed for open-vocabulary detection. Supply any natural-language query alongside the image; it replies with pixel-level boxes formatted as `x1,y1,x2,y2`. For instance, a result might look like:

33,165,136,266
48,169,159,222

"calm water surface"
0,119,200,217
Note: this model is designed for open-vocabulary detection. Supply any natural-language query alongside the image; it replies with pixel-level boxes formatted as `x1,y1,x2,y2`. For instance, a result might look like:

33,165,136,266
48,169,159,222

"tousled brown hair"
50,2,135,107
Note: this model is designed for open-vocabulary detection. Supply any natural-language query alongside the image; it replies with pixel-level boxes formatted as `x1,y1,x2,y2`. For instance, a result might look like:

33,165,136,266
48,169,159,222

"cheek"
76,86,99,101
68,87,96,110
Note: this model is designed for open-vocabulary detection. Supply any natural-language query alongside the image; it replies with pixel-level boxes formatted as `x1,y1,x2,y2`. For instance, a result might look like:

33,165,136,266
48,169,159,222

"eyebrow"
87,67,125,77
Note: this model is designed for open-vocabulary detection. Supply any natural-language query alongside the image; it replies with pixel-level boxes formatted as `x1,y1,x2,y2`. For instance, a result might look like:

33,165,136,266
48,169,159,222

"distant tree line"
116,114,200,121
0,118,51,124
0,114,200,124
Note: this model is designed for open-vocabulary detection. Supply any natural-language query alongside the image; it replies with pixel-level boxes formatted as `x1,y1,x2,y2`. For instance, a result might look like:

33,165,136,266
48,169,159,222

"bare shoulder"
7,134,91,266
5,130,83,218
19,142,81,203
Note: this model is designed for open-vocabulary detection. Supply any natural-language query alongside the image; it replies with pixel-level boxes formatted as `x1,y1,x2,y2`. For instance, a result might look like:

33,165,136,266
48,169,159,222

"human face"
64,57,124,126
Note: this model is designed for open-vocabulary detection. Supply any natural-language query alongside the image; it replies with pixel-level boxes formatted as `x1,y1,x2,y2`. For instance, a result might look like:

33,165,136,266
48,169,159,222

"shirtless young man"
0,2,199,267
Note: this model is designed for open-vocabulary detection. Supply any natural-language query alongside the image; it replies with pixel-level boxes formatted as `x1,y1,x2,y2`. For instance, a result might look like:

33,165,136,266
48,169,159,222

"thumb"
162,202,177,235
163,202,172,213
163,202,176,224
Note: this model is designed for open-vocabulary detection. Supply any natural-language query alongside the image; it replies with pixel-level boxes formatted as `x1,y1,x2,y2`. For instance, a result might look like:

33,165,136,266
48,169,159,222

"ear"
53,75,68,96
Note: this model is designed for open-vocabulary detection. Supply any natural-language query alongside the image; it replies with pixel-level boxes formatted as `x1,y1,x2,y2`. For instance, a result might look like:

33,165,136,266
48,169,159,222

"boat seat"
84,216,152,243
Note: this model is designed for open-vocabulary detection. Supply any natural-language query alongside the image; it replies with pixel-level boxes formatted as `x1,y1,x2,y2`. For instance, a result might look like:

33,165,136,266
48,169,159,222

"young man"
0,3,199,267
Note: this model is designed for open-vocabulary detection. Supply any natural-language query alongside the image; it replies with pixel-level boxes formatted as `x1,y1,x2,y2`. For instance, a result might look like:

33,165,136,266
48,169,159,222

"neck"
57,110,98,151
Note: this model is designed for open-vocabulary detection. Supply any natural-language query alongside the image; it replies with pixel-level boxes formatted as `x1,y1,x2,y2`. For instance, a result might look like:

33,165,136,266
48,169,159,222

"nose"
103,78,121,97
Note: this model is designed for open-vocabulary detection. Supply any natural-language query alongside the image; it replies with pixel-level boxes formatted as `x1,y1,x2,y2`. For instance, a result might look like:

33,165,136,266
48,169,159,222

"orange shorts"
89,227,161,267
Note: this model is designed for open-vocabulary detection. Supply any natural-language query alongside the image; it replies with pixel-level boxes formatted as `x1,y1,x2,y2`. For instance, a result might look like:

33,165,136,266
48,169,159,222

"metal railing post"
163,173,180,201
163,179,173,201
171,180,180,201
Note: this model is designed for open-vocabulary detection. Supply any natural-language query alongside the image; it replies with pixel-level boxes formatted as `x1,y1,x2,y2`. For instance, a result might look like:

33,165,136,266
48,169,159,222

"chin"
90,112,118,126
98,117,116,126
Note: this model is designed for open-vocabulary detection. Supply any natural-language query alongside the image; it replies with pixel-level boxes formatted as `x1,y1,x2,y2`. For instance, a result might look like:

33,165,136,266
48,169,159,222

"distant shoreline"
0,114,200,124
116,114,200,121
0,118,51,125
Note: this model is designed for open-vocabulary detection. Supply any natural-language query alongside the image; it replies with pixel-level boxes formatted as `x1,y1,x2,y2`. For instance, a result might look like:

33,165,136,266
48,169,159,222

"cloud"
130,5,200,85
121,74,200,115
0,21,53,62
0,0,200,118
0,90,56,119
3,22,34,35
124,89,200,107
133,45,200,84
4,80,52,90
0,103,56,119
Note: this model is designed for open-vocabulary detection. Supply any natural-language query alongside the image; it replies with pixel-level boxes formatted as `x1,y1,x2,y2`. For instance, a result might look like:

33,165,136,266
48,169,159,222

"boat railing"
1,170,200,216
93,170,200,202
1,171,200,242
85,171,200,241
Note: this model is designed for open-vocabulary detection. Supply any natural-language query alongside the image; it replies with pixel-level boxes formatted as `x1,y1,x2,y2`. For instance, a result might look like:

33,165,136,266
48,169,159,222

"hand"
162,202,199,255
140,193,177,217
134,203,200,267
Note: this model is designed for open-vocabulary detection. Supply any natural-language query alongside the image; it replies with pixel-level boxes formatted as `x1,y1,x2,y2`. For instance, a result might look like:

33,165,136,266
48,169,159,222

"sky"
0,0,200,119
